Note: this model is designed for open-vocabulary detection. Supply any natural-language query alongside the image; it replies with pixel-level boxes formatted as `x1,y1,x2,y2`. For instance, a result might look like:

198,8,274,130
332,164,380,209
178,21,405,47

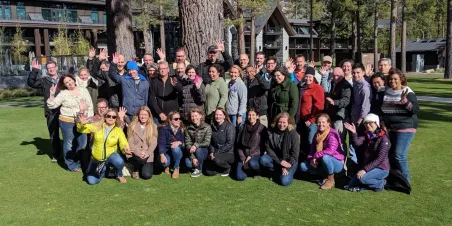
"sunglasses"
106,114,117,119
172,118,181,121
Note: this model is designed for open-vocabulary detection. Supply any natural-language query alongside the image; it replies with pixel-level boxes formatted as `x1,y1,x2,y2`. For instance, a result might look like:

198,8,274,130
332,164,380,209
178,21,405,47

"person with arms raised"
180,65,205,122
197,40,233,84
245,66,270,127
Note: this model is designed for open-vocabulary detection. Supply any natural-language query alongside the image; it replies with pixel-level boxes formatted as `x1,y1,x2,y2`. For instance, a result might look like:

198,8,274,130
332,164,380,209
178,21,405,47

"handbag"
87,128,113,178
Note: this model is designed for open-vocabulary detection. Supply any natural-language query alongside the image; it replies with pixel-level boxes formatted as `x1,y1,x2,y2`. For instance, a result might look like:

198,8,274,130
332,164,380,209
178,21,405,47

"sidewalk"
0,101,42,108
417,96,452,103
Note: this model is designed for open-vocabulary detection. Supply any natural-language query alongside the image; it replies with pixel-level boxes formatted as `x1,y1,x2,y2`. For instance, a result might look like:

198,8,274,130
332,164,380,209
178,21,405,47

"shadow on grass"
418,101,452,128
20,137,66,169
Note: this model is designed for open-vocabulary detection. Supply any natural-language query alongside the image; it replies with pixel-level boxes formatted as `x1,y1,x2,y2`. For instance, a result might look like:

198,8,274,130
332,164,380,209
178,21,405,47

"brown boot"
172,168,180,179
320,174,335,190
116,176,127,184
164,167,170,175
132,171,139,179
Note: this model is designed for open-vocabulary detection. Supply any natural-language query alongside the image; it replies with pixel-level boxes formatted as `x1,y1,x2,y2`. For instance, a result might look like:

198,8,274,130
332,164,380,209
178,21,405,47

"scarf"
240,121,261,148
315,127,331,152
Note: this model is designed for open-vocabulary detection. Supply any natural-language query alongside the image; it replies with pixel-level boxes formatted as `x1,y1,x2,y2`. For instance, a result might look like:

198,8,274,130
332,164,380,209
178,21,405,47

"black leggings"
205,152,235,176
128,156,154,180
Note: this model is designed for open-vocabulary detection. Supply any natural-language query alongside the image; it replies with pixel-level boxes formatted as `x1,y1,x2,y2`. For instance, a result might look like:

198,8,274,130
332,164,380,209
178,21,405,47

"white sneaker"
191,169,202,178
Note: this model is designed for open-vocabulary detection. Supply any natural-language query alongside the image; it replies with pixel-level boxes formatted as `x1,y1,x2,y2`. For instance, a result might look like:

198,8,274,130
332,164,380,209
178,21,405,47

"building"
396,38,446,72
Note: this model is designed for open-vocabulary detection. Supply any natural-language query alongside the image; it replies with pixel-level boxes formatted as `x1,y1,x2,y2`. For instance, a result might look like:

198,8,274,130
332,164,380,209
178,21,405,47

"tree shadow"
20,137,66,169
417,101,452,128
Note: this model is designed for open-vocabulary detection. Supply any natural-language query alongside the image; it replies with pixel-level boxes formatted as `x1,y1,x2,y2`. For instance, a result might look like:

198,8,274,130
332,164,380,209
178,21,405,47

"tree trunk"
390,0,398,68
351,14,357,61
250,15,256,65
330,3,336,64
401,0,407,73
238,1,246,54
143,26,152,53
106,0,136,60
179,0,224,65
374,1,379,71
356,0,362,62
445,0,452,79
159,5,166,52
309,0,314,61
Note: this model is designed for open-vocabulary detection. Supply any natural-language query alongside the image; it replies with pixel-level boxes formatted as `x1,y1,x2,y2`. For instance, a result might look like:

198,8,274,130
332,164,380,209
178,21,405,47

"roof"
396,38,446,52
287,18,319,38
245,2,296,36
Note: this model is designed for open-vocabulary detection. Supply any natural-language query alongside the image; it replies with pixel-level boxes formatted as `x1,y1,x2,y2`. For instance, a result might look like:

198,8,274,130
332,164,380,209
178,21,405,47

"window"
67,10,77,22
41,8,51,21
1,6,11,19
91,11,98,24
103,12,106,24
16,6,26,20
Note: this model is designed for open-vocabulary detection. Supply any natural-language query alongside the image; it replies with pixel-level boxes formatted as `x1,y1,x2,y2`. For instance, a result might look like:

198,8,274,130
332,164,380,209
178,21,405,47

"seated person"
158,111,185,179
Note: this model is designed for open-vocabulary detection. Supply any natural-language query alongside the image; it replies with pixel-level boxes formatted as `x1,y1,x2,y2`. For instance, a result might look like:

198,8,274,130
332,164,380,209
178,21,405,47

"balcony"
264,26,283,35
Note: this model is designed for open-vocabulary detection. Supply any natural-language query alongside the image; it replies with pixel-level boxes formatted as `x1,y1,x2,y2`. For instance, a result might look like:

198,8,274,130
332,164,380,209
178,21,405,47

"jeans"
300,155,343,175
260,154,298,186
160,146,183,169
298,122,318,155
236,155,261,181
128,156,154,180
348,168,389,190
205,152,235,176
307,123,318,146
184,148,208,170
59,120,87,171
46,112,61,159
229,113,246,127
87,152,125,185
390,132,415,184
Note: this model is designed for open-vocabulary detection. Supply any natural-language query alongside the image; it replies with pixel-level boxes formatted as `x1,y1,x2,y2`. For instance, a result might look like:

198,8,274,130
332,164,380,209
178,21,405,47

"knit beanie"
126,61,139,71
364,113,380,127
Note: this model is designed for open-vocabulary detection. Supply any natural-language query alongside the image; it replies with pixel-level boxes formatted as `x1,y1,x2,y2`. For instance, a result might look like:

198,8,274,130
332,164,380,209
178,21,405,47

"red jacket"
300,83,324,123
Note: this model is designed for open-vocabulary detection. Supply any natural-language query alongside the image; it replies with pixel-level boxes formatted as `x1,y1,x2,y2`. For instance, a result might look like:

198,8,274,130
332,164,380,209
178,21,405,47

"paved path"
417,96,452,103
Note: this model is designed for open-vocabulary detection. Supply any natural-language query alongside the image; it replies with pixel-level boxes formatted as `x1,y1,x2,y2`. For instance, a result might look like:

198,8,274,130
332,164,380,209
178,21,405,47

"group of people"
28,40,418,192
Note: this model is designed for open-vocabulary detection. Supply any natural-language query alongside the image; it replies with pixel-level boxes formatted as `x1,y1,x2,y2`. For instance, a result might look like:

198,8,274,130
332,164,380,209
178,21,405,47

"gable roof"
245,2,296,36
396,38,446,52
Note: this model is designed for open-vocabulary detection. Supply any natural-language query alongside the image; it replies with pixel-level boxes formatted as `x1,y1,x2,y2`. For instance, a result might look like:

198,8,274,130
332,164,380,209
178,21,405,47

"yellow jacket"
77,122,129,161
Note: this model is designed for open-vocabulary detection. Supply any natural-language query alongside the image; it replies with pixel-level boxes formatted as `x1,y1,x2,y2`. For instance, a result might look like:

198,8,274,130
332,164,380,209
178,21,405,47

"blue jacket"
109,63,149,116
158,125,185,154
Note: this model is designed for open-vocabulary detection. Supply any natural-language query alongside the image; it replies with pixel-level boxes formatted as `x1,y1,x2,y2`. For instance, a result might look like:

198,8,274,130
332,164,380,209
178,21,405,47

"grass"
406,75,452,98
0,102,451,225
0,96,43,105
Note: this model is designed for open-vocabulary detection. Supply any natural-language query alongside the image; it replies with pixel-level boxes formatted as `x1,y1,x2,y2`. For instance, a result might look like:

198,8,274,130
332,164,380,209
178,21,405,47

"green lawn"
0,96,42,105
0,102,451,225
407,75,452,98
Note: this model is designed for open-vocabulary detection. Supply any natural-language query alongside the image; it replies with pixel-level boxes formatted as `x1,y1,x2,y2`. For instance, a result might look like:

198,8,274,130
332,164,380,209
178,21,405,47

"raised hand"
79,98,88,112
112,52,120,64
215,40,225,53
118,106,127,120
170,77,178,87
401,88,409,100
319,66,328,75
156,48,166,60
344,122,356,134
308,61,315,68
288,63,296,74
285,57,294,69
98,48,108,61
32,59,41,70
88,47,96,58
49,84,56,96
365,63,374,76
195,77,203,89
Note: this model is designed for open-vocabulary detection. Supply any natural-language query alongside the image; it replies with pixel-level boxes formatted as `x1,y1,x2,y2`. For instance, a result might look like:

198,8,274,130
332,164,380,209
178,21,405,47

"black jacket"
196,52,233,84
246,75,271,116
149,76,183,116
236,122,267,162
209,122,236,155
325,78,352,121
180,78,205,120
88,58,121,108
27,68,60,117
266,128,299,166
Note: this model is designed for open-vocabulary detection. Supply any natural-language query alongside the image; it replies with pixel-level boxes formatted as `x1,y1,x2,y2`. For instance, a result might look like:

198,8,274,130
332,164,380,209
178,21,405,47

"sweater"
351,131,391,172
299,83,324,123
185,122,212,160
268,78,300,120
351,78,372,123
307,128,344,162
47,88,94,118
226,77,247,116
381,87,419,130
149,76,183,116
209,122,236,154
205,78,228,115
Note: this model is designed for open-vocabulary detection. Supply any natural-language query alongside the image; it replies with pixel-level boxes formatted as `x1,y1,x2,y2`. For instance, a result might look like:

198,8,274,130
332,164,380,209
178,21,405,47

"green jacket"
268,78,299,120
205,78,228,115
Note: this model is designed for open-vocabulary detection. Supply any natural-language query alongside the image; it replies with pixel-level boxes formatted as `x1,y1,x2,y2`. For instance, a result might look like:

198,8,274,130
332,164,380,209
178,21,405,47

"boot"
164,167,170,175
320,174,335,190
172,168,180,179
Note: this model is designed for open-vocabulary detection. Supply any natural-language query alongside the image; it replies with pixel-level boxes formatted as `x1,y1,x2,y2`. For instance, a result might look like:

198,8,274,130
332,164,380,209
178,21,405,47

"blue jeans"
59,120,87,171
348,168,389,191
260,154,298,186
184,148,208,170
160,146,183,169
300,155,343,175
390,132,415,184
87,152,125,185
307,123,318,146
236,155,261,181
229,114,246,127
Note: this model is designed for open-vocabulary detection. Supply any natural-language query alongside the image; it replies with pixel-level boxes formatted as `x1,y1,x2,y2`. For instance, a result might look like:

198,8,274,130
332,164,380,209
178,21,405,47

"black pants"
205,152,234,176
46,112,62,159
128,156,153,180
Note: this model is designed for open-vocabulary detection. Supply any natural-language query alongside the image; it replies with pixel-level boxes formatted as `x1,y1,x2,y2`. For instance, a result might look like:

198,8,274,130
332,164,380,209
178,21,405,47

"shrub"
0,88,36,100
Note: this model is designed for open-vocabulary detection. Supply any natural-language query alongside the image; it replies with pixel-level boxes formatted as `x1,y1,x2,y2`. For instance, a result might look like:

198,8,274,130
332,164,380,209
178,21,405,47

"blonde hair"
229,65,244,81
189,108,205,124
271,112,295,131
90,109,121,132
127,106,158,145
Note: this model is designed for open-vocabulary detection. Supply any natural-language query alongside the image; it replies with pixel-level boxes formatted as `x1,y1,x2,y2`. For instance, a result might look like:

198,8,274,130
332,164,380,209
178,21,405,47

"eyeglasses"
98,106,107,110
172,118,181,121
106,115,117,119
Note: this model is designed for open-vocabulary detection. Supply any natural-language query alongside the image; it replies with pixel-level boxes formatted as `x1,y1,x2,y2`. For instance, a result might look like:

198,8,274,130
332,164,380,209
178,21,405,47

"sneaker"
220,168,231,177
51,157,58,163
191,169,202,178
317,179,326,186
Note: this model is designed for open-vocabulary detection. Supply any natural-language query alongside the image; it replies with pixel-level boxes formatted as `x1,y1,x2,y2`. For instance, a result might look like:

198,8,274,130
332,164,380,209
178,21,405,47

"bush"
0,88,36,100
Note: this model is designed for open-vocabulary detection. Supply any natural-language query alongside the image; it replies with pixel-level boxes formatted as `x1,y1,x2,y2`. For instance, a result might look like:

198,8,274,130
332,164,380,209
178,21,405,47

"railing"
264,26,283,34
0,8,106,25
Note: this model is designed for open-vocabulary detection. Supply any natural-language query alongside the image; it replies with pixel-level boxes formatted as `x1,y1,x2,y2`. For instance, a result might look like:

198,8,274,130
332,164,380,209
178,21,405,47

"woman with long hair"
47,74,94,172
77,109,131,184
184,108,212,177
259,112,300,186
126,106,158,180
180,65,205,122
226,65,247,126
267,68,299,121
235,108,267,181
205,64,228,122
158,111,185,179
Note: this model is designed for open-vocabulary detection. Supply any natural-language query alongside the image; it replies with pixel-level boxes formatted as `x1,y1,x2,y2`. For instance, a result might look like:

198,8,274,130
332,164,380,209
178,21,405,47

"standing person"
185,108,212,177
205,108,236,177
175,62,187,79
197,40,233,84
344,114,391,192
235,109,267,181
238,53,250,74
297,67,324,154
259,112,300,186
47,74,94,171
378,58,392,77
138,53,155,76
370,72,387,116
149,61,183,124
255,51,266,72
259,56,279,83
76,67,99,112
158,112,185,179
146,63,159,83
299,113,345,190
245,66,270,127
290,55,307,85
205,64,228,122
77,109,131,185
226,65,247,126
126,106,158,180
341,59,354,86
156,47,191,70
318,56,334,93
180,65,205,122
109,52,149,120
268,68,299,121
27,59,62,162
381,68,419,184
